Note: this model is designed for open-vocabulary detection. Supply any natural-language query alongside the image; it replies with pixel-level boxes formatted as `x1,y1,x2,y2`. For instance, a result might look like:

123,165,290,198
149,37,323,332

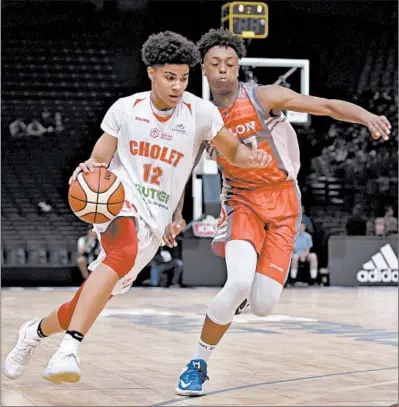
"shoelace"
187,366,209,383
12,342,38,364
56,352,80,364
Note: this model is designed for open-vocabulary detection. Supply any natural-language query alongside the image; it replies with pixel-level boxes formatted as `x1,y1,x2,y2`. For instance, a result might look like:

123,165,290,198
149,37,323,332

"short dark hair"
197,28,247,61
141,31,200,67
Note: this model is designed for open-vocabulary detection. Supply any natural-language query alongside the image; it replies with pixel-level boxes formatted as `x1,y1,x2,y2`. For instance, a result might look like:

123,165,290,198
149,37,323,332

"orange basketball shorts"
212,181,302,285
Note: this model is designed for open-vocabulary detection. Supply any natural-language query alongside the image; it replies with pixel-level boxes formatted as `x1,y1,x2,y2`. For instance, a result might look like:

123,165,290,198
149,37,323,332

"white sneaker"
43,345,81,384
3,318,42,380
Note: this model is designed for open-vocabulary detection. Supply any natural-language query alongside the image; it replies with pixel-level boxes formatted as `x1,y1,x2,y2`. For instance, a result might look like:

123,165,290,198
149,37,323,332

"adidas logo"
356,244,398,283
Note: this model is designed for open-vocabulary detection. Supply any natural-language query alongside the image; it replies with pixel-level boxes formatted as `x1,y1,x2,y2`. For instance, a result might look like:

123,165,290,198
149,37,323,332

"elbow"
230,144,252,168
229,145,239,165
227,144,242,166
325,99,349,119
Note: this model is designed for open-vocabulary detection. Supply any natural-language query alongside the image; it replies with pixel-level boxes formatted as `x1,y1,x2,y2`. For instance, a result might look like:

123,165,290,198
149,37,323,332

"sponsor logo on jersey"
135,183,170,209
150,128,173,141
160,132,172,141
135,116,150,123
150,128,160,138
230,120,256,137
172,123,187,135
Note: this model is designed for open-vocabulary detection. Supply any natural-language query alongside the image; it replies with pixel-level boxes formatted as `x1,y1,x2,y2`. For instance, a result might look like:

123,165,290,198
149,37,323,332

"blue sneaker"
176,359,209,396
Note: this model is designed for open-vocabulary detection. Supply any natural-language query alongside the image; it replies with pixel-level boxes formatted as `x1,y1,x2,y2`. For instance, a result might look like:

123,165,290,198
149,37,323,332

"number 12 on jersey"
143,164,163,186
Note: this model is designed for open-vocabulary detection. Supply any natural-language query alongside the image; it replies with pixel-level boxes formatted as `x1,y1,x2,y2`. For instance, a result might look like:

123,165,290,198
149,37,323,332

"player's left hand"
248,148,272,168
163,215,186,248
366,114,391,141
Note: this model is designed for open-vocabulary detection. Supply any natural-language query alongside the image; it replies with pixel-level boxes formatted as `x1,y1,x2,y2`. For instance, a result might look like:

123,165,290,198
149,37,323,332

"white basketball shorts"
88,188,161,296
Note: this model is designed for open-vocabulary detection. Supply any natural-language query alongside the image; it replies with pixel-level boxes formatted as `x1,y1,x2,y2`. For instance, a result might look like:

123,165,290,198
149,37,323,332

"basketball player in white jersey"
176,28,392,396
3,31,272,384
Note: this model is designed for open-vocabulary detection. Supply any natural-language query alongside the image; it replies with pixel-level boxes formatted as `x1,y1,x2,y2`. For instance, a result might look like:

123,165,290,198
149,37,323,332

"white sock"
310,268,318,279
193,338,216,362
26,321,41,341
290,268,298,279
59,333,81,355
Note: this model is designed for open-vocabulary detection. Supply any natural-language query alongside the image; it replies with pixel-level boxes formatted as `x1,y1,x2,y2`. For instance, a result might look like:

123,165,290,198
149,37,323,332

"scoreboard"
221,2,268,39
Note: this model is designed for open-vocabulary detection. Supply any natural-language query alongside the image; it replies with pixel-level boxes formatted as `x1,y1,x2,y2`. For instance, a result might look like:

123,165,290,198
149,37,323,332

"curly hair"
197,28,246,60
141,31,200,67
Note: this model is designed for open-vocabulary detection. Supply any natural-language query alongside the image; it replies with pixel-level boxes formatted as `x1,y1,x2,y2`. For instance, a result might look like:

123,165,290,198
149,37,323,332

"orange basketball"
68,168,125,224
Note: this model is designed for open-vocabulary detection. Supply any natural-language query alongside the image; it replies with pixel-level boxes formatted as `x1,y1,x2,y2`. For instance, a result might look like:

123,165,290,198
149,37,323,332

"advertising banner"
329,236,398,286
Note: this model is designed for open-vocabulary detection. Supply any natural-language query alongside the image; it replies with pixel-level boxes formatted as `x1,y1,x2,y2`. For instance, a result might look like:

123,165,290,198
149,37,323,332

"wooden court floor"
2,286,398,406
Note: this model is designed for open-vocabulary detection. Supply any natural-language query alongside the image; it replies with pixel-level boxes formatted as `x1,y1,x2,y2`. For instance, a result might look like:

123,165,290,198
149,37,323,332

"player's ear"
147,66,155,81
201,63,206,77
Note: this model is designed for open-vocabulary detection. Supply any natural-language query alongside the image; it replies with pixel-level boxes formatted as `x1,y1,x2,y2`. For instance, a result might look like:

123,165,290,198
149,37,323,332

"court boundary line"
151,366,398,406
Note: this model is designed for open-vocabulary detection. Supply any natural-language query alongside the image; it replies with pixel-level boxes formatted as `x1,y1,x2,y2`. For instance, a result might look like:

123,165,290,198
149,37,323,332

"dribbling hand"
163,215,186,248
69,159,108,185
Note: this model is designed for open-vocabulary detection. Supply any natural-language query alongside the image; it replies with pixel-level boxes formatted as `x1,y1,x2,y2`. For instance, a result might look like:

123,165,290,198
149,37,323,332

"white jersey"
101,91,224,239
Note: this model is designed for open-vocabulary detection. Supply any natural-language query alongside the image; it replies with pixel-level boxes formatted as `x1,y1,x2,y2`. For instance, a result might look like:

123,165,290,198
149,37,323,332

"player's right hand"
163,216,186,248
69,159,108,185
365,114,391,141
247,148,272,168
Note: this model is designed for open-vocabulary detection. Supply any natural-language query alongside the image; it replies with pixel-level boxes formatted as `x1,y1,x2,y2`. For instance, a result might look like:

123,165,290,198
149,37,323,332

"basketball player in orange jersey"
3,31,272,384
176,28,392,396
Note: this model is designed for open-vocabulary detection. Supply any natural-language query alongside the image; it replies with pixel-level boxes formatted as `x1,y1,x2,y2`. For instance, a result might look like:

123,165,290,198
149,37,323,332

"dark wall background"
1,0,397,285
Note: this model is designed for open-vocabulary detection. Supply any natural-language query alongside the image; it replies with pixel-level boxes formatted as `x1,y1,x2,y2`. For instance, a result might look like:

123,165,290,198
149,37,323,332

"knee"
291,254,299,264
103,240,137,278
102,218,138,279
207,282,251,325
251,290,281,317
308,253,317,262
225,277,252,298
206,276,252,325
249,276,282,317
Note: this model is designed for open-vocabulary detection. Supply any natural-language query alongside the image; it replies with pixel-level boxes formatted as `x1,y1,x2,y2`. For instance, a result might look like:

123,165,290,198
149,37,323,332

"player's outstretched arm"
69,133,117,184
257,85,391,141
212,127,272,168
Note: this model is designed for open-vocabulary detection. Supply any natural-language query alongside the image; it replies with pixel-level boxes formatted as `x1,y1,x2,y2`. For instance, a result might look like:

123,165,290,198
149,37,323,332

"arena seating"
1,30,397,269
2,37,124,267
304,36,398,235
357,31,398,94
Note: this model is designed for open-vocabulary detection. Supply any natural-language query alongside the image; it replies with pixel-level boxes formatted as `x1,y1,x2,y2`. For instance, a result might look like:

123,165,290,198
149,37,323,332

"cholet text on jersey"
129,140,184,167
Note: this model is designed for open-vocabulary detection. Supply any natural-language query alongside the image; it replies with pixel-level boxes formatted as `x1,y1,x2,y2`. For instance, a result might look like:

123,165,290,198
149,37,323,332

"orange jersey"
206,82,301,195
208,82,303,285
